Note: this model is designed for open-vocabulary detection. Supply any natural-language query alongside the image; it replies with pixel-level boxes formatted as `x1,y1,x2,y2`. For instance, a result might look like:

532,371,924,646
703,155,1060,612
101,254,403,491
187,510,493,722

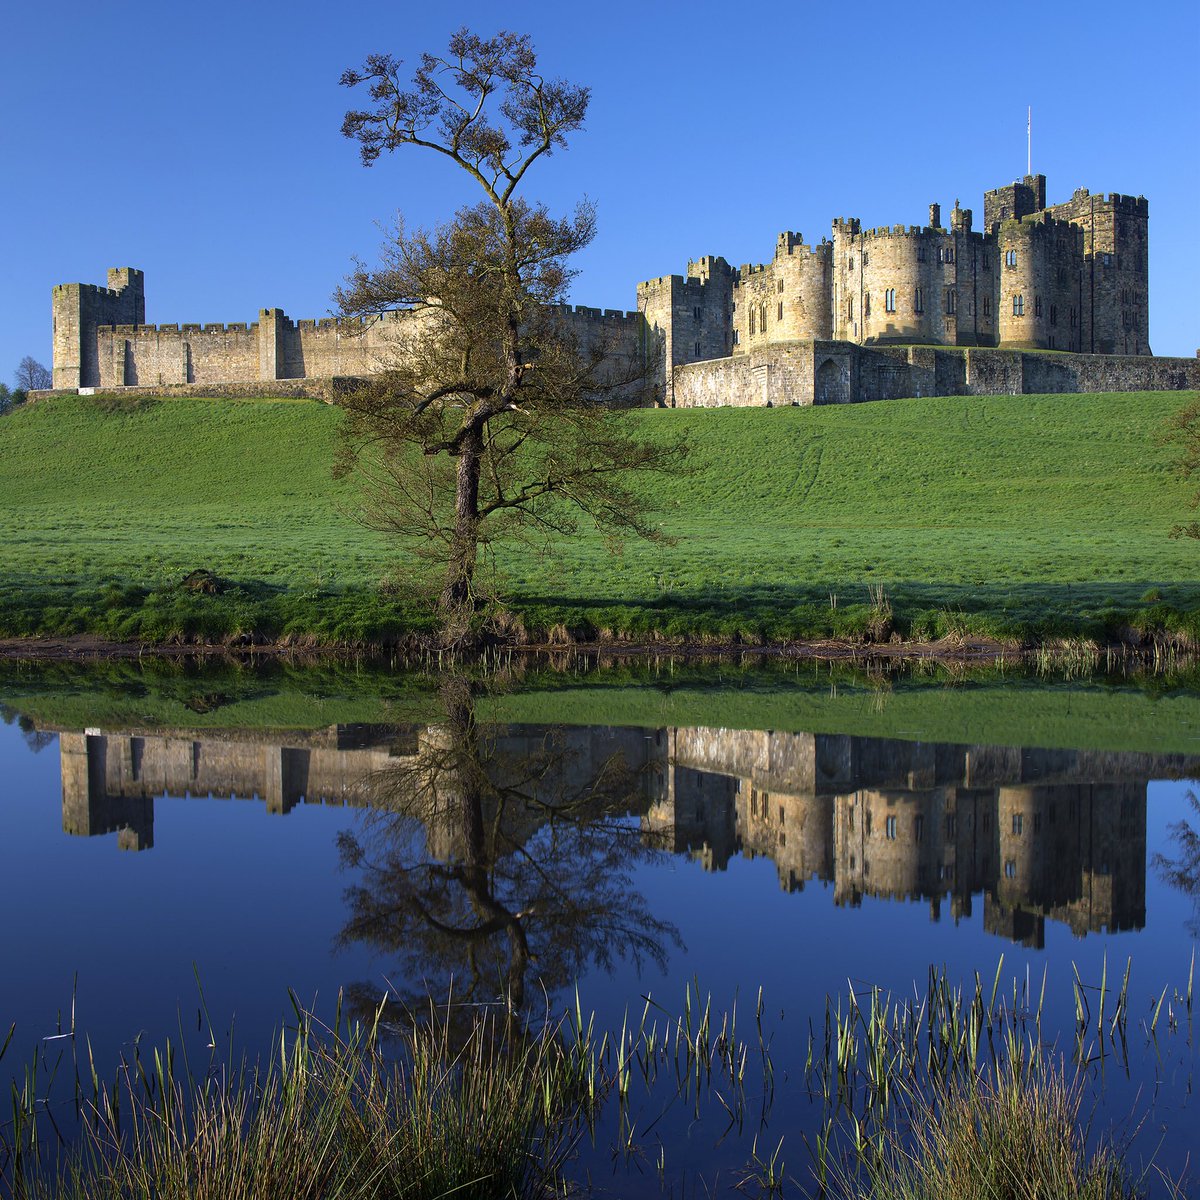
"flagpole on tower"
1027,106,1032,176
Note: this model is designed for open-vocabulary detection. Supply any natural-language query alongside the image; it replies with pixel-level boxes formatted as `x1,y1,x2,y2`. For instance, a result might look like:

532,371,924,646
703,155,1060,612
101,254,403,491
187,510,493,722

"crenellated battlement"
774,232,830,260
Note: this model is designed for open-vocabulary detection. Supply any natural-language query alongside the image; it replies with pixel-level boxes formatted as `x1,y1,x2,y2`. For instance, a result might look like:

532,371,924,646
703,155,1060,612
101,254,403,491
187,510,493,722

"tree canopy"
1165,401,1200,539
336,29,680,637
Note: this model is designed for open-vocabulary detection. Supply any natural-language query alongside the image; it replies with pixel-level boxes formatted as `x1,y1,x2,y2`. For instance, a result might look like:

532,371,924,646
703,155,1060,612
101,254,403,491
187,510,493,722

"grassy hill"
1,391,1196,645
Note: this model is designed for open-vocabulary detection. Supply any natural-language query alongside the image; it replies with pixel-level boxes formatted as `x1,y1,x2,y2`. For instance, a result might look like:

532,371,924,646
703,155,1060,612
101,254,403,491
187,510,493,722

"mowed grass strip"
0,391,1196,643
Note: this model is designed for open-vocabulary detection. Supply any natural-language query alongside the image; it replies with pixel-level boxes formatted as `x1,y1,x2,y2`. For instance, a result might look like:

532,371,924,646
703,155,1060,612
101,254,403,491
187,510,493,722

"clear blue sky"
3,0,1197,381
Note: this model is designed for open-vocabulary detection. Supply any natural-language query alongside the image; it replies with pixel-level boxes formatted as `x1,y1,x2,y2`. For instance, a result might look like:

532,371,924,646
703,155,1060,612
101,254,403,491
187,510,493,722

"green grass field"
0,391,1197,644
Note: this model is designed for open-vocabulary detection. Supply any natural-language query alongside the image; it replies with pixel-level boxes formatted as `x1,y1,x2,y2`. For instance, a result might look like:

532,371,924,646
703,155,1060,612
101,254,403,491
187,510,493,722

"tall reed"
5,1000,591,1200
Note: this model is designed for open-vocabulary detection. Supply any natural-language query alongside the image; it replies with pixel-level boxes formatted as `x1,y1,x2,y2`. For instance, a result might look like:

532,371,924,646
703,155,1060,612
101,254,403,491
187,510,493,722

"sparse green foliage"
337,30,680,636
1164,400,1200,539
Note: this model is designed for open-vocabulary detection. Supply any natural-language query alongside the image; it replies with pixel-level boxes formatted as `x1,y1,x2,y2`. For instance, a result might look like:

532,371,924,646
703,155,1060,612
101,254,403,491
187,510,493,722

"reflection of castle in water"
55,724,1199,949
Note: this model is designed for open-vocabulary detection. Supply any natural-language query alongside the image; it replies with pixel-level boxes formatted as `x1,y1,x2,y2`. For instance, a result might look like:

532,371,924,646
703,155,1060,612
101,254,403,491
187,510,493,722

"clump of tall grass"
6,1001,591,1200
803,958,1194,1199
834,1057,1144,1200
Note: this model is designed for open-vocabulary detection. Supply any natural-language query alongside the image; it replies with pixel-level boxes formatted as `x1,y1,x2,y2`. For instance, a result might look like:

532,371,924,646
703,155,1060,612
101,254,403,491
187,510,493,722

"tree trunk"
440,425,484,618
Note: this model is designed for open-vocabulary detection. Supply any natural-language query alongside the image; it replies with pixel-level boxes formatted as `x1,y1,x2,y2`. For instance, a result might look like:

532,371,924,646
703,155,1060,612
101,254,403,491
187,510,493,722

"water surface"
1,660,1196,1194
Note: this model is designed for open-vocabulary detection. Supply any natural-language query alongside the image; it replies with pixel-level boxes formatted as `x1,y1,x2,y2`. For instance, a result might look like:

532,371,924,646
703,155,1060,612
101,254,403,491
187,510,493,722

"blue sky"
2,0,1197,381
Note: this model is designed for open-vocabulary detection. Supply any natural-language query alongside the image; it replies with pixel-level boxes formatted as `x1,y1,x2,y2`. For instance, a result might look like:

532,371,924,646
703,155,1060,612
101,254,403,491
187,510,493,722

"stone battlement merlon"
553,302,641,321
107,320,264,335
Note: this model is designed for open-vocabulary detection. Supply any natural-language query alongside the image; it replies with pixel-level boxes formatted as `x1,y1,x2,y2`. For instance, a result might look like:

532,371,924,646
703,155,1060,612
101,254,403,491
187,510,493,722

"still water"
1,659,1197,1194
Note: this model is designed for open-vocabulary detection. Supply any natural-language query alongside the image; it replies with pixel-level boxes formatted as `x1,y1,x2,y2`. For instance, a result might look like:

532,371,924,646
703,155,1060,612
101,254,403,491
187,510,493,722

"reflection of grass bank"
3,658,1200,754
2,392,1198,647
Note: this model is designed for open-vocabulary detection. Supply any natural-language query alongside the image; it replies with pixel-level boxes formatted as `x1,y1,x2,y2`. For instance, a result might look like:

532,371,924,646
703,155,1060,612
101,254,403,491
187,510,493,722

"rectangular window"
848,255,855,270
1050,304,1057,326
885,288,896,313
693,306,701,320
885,815,897,840
732,329,739,345
946,246,954,263
1005,249,1017,268
983,296,991,317
914,815,925,842
1004,859,1017,879
1070,306,1077,328
1102,253,1112,267
1013,294,1025,316
918,246,927,263
777,279,784,294
695,341,702,356
864,292,871,317
862,251,869,266
760,303,767,333
1034,296,1043,317
914,287,924,314
945,814,956,839
778,301,784,322
1012,813,1024,835
847,297,854,321
944,289,956,315
749,309,756,336
982,252,990,270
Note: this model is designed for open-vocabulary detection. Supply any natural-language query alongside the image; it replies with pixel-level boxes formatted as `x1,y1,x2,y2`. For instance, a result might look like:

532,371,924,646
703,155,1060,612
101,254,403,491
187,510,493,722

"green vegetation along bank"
1,391,1197,648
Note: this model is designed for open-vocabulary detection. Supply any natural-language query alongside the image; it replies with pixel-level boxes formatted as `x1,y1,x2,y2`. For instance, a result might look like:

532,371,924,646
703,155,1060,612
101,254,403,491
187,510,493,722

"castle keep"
49,173,1199,406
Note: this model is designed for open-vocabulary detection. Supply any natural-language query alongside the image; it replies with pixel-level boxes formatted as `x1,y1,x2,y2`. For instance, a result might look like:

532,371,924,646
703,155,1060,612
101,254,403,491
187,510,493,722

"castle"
55,719,1189,947
48,173,1200,406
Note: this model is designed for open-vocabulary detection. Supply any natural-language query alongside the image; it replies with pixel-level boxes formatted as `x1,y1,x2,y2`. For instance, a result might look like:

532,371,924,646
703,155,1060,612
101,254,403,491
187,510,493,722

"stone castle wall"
53,273,645,398
670,341,1200,409
46,174,1188,410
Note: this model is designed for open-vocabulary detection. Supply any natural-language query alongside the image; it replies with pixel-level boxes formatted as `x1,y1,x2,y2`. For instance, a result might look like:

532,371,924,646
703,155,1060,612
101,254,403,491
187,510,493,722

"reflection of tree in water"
337,678,681,1017
1154,789,1200,936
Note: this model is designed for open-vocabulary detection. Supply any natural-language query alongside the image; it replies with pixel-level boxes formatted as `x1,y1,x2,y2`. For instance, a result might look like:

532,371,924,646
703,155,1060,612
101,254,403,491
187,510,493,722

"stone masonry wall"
59,269,645,399
671,342,1200,408
670,343,817,408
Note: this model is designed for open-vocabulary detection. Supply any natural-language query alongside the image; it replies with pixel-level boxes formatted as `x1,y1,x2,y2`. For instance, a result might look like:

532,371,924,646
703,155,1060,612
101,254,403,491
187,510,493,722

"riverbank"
2,392,1197,650
0,629,1190,666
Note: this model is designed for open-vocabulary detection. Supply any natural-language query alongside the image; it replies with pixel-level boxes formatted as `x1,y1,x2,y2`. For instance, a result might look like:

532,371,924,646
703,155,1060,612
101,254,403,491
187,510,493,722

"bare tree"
337,30,682,636
14,357,51,392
